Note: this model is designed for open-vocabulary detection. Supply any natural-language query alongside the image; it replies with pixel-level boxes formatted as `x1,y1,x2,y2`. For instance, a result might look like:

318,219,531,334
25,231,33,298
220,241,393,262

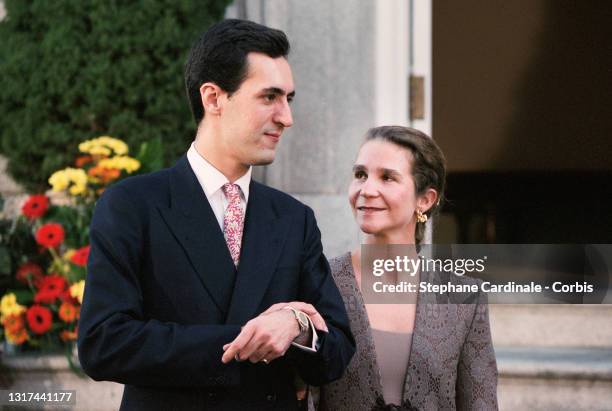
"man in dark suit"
77,19,355,410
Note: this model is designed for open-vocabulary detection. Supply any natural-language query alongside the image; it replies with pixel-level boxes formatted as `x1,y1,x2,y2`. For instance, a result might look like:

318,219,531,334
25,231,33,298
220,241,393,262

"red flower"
26,305,53,335
21,195,49,219
70,245,90,267
34,289,59,304
59,289,78,304
15,262,44,286
34,274,67,304
37,274,67,291
35,223,65,248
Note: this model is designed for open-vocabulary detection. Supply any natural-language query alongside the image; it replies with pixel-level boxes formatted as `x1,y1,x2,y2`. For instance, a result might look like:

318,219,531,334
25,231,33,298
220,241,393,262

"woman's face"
349,139,420,239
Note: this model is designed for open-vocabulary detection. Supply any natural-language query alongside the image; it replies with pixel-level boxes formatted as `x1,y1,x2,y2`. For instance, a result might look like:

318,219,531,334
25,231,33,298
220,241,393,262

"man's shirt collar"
187,142,251,202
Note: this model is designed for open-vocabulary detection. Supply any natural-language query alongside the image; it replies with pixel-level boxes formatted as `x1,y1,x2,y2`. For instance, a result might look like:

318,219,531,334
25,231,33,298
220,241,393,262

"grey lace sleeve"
456,291,499,411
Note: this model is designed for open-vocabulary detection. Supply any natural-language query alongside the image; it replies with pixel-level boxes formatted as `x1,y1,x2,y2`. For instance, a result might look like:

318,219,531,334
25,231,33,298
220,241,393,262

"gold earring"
416,209,428,223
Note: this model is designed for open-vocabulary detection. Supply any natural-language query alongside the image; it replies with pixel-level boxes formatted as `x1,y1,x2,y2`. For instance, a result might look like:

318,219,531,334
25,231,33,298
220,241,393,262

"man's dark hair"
184,19,290,124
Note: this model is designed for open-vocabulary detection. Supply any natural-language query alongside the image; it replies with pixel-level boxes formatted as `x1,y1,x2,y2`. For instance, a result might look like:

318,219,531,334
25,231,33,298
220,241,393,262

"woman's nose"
360,178,379,197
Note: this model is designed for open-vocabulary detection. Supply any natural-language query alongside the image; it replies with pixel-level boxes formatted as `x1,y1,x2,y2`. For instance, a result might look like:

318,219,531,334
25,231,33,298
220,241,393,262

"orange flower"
6,327,29,345
75,155,93,167
88,165,120,184
60,328,78,342
58,301,79,323
2,313,25,333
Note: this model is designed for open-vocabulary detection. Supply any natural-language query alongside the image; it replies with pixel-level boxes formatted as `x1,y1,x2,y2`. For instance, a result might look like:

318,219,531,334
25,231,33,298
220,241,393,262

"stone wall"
0,156,26,218
227,0,375,257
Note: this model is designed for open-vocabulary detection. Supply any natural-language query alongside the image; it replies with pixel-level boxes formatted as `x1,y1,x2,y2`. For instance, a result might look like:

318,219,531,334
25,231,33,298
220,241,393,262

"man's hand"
262,301,329,332
221,309,300,364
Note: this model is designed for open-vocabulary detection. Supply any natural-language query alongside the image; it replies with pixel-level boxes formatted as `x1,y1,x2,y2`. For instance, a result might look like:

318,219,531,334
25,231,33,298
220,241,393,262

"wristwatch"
284,306,310,334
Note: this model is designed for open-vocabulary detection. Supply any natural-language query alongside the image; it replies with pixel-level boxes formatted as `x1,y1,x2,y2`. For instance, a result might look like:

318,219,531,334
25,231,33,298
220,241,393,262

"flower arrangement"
0,135,161,357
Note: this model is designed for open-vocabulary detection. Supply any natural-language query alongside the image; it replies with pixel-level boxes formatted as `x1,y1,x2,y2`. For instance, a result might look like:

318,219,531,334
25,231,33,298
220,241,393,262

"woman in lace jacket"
314,126,498,411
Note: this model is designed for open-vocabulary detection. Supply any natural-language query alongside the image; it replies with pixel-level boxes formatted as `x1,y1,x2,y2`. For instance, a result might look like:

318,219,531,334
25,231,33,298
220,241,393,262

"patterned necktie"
221,183,244,266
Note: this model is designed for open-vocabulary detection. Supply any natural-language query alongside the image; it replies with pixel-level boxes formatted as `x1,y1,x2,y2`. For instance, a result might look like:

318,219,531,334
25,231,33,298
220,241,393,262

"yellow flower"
63,249,76,261
79,136,128,156
49,167,89,196
69,183,87,196
49,170,69,192
0,293,26,319
88,145,112,156
98,156,141,174
70,280,85,304
104,138,128,156
65,167,87,184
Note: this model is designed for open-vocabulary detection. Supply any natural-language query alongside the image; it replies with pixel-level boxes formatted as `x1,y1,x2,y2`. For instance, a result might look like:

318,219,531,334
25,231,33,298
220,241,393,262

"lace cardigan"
315,253,498,411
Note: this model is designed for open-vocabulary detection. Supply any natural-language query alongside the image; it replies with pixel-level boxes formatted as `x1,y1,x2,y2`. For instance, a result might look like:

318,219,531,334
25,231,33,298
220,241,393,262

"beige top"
371,329,413,406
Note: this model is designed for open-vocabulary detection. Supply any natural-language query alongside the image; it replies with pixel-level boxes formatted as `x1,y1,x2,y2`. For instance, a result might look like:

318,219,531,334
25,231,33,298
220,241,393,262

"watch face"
296,311,309,329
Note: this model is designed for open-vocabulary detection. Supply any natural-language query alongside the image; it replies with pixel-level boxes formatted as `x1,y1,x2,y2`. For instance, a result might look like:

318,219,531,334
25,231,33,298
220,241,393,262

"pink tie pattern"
222,183,244,266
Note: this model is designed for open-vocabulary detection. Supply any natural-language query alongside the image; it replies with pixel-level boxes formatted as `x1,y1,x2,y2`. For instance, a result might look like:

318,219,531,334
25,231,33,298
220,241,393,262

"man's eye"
354,171,366,179
264,94,276,102
383,174,394,181
287,96,294,104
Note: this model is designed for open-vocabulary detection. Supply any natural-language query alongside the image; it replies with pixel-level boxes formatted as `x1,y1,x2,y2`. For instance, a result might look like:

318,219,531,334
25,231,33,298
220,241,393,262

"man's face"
217,52,294,167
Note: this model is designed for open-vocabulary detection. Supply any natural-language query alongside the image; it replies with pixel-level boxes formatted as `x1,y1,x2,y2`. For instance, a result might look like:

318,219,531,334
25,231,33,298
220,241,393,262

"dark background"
432,0,612,243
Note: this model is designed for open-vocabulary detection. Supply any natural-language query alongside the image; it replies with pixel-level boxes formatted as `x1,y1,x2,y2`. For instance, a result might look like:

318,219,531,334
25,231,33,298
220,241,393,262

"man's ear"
199,82,224,116
417,188,438,214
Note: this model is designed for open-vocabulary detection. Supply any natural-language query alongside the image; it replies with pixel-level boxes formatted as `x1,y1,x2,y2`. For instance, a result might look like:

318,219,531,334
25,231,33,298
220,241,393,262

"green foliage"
44,204,91,248
0,208,42,274
0,0,231,191
136,136,164,174
12,289,34,306
1,195,44,295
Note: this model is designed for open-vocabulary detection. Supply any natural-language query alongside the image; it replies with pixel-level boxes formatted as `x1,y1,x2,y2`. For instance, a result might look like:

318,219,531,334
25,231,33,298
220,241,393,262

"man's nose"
274,99,293,128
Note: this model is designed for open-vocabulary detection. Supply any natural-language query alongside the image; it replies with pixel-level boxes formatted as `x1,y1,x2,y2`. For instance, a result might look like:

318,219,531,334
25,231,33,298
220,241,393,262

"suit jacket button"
207,391,219,404
265,393,276,402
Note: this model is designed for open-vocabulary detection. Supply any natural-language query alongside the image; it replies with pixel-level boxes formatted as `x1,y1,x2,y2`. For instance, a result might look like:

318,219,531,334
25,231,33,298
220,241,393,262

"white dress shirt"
187,143,251,230
186,142,318,352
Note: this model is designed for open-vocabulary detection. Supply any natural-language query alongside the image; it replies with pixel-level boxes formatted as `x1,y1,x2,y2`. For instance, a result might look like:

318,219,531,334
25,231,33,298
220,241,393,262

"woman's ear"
199,82,224,116
417,188,438,214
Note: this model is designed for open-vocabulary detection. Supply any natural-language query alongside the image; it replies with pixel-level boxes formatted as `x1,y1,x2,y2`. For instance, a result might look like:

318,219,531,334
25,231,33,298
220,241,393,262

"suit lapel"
225,181,291,325
157,156,236,316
